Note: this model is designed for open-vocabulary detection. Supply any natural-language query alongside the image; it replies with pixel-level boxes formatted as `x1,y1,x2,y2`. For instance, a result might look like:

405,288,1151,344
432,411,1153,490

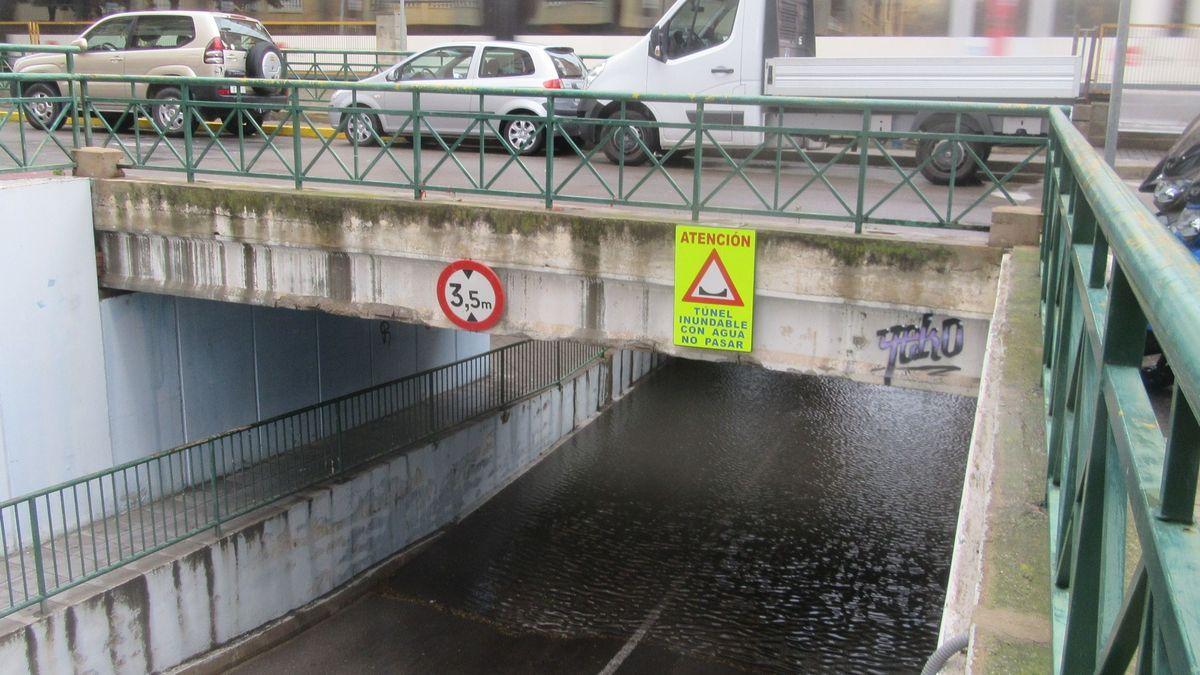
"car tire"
150,87,191,137
501,114,544,156
915,119,989,186
602,109,658,166
247,42,286,96
342,107,382,146
20,82,62,131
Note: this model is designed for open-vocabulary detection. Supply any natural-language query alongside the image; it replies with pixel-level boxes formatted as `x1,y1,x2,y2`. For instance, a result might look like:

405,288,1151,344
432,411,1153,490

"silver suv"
13,11,286,133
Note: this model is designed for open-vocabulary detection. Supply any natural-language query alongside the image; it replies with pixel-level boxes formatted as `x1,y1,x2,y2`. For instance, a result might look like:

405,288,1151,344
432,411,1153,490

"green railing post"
426,376,436,435
499,348,507,403
290,86,303,190
1158,390,1199,524
80,80,92,147
208,442,221,535
855,108,871,234
182,84,194,183
65,53,79,149
27,498,48,609
691,101,704,222
16,81,28,168
333,400,345,475
545,100,555,210
413,92,423,200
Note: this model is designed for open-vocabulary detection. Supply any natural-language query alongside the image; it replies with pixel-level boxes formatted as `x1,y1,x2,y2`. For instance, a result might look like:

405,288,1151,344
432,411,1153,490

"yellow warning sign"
673,225,756,352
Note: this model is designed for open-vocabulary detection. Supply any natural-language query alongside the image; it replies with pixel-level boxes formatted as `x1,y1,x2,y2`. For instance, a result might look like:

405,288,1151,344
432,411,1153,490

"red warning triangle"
682,249,744,306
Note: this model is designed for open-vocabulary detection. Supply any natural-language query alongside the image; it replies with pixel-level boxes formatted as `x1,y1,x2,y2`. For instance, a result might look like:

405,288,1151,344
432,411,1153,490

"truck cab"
584,0,1080,184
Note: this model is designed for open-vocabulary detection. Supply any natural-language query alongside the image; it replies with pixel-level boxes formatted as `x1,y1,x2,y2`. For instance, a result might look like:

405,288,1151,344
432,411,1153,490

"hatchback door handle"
711,67,734,74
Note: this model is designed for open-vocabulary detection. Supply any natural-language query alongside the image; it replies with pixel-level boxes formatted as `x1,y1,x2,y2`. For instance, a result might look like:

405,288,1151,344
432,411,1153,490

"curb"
3,111,340,140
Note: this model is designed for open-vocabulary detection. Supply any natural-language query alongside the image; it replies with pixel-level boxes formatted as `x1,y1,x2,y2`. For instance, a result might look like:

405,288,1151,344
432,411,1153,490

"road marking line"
598,597,667,675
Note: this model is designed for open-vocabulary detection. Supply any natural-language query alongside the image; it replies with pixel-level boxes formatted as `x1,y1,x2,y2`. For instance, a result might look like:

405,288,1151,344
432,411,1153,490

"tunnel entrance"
233,359,975,673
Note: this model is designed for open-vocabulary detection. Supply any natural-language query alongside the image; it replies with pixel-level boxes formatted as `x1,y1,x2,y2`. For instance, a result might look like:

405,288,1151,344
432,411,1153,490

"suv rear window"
548,49,586,79
215,17,273,51
131,16,196,50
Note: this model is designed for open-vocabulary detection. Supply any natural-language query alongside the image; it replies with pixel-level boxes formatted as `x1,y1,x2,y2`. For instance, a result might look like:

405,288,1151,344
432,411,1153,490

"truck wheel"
21,83,62,131
915,119,990,186
603,109,658,166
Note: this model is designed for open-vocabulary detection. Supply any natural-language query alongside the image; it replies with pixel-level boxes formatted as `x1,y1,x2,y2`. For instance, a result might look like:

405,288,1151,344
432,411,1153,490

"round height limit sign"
436,260,505,331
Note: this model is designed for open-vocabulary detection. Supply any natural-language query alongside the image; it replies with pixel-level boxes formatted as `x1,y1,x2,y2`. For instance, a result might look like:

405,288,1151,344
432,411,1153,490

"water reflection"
384,360,975,672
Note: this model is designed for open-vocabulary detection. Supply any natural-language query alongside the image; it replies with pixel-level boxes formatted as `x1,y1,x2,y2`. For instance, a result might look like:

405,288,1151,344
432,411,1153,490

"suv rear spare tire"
246,42,285,96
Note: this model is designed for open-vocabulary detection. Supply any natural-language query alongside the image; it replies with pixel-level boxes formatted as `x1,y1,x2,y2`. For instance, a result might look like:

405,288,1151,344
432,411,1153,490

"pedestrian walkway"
0,339,602,616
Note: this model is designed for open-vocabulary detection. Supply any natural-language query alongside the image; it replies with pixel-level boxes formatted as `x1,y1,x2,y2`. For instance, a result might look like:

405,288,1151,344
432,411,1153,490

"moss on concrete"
977,633,1052,674
972,246,1052,673
94,179,998,275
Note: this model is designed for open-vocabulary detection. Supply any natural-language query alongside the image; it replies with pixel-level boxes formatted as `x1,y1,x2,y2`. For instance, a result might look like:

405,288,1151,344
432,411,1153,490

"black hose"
921,632,971,675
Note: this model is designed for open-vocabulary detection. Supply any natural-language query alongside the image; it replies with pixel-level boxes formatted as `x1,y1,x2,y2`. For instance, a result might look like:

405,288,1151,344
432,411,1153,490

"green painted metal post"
182,84,195,183
413,92,423,200
80,80,92,147
945,113,961,224
691,101,704,222
333,400,345,475
545,101,555,210
854,109,870,234
65,54,79,149
290,87,303,190
499,348,507,402
208,442,221,535
1158,391,1199,523
27,498,48,608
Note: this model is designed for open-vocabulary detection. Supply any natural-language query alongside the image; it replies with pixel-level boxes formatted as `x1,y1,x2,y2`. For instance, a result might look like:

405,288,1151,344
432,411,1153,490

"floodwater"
379,360,975,673
235,360,976,674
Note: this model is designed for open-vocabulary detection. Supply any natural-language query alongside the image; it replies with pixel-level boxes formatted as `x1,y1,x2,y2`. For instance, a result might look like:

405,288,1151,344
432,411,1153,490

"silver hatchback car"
328,41,587,155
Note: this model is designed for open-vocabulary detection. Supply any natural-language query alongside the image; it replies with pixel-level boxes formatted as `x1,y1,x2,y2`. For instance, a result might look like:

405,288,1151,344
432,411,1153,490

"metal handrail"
0,338,604,616
1042,107,1200,672
0,56,1054,231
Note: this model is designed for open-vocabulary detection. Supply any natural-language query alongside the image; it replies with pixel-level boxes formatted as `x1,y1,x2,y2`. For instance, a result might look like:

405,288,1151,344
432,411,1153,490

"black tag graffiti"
875,314,966,386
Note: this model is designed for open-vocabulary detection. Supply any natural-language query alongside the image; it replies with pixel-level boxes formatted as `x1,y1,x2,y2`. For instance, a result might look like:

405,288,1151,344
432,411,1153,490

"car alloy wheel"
27,91,56,127
345,112,377,145
154,98,185,134
505,118,539,154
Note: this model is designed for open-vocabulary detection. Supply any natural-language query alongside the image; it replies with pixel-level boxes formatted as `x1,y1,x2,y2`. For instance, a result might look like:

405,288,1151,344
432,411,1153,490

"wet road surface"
231,360,976,674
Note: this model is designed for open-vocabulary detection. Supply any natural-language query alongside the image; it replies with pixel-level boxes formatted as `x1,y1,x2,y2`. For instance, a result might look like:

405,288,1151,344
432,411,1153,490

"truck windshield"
663,0,740,59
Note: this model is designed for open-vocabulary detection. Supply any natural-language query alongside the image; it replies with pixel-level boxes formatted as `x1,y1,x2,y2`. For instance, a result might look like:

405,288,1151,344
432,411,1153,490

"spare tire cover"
247,42,285,81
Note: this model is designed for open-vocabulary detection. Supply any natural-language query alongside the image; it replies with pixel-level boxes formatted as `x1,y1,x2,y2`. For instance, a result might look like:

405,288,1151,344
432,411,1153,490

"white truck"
581,0,1081,184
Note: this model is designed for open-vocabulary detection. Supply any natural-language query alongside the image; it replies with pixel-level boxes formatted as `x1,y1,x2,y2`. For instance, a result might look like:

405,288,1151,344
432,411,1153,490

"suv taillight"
543,79,564,89
204,37,225,65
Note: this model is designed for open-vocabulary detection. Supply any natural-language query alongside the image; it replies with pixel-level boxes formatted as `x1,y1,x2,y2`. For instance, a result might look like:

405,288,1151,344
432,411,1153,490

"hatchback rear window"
479,48,535,78
548,49,586,79
215,17,273,51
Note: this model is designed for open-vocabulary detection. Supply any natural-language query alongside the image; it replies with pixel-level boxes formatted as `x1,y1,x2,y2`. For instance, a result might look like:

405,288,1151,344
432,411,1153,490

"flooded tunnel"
232,358,975,673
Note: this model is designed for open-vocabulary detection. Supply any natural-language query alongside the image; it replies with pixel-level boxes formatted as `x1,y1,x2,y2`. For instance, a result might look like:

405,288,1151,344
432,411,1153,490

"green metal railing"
1042,108,1200,672
0,43,1050,232
0,339,604,618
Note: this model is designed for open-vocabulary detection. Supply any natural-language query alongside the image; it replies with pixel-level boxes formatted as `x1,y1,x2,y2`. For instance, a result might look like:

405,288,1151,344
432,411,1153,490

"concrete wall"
100,293,491,464
94,180,1002,396
0,349,659,674
0,179,113,501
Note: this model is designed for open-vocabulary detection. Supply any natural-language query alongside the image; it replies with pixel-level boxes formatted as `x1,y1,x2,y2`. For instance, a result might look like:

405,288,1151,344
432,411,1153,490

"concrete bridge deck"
92,178,1009,396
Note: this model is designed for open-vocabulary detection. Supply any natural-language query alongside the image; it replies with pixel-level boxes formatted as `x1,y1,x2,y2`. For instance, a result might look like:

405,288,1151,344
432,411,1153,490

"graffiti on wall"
875,314,966,386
